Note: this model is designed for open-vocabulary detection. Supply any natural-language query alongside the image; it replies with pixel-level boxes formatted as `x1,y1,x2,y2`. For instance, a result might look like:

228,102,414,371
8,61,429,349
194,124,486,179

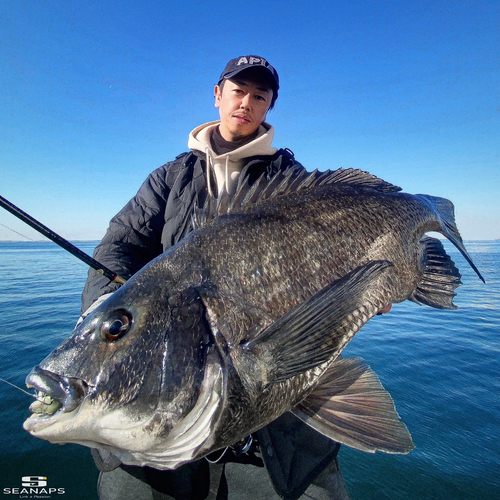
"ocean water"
0,240,498,499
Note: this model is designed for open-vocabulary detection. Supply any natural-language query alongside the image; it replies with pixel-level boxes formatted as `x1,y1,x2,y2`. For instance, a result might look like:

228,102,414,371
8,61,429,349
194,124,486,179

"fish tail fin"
291,357,414,455
409,236,463,309
417,195,484,283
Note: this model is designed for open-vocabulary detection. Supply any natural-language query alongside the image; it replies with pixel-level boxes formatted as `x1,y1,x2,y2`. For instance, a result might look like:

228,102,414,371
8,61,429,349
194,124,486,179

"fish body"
23,169,482,470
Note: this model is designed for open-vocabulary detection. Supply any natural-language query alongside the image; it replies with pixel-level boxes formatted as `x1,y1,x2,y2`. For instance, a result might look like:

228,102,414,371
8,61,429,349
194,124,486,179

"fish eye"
101,310,132,342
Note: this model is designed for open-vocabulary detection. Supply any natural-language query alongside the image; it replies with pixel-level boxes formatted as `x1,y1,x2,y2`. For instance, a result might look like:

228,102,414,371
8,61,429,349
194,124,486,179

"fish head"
23,270,226,469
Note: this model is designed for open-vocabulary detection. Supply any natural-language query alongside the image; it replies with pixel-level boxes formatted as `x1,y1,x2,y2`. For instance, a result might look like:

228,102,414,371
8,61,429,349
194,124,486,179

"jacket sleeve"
81,163,173,313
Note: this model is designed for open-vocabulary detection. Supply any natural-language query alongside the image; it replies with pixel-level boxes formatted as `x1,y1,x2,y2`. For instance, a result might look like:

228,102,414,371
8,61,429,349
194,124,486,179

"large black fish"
23,169,483,469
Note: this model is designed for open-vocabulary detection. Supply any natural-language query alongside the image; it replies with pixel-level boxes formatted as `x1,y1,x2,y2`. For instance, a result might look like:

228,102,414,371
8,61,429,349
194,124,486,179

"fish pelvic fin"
243,261,393,384
416,195,484,283
291,357,414,455
409,237,464,309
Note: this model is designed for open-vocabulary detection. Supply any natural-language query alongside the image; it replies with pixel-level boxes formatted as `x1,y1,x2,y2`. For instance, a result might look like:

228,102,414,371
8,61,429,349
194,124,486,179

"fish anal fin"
292,357,414,455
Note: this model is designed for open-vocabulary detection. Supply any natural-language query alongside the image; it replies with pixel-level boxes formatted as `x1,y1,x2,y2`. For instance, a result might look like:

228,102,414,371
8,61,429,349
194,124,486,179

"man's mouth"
233,114,251,124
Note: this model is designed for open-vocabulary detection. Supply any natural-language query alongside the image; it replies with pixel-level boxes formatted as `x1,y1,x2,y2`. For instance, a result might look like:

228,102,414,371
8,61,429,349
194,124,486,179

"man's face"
215,78,273,142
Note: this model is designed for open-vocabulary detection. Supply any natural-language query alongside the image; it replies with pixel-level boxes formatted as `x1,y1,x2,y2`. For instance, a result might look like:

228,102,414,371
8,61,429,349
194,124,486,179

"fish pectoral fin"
291,357,414,455
409,236,463,310
243,261,393,383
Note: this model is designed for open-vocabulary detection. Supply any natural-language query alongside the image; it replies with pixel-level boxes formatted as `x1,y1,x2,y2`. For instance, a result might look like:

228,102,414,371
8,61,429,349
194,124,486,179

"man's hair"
218,69,277,110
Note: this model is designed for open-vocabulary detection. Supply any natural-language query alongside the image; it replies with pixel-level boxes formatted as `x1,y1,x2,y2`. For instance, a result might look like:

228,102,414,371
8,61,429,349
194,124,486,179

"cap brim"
219,67,279,90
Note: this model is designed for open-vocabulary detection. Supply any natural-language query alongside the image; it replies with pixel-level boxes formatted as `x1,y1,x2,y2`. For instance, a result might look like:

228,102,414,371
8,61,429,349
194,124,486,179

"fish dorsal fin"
233,168,402,211
193,168,401,229
319,168,402,192
192,185,233,230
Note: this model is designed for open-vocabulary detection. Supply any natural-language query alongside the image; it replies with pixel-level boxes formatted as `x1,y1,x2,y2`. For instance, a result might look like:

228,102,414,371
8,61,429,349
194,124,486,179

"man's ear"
214,85,222,108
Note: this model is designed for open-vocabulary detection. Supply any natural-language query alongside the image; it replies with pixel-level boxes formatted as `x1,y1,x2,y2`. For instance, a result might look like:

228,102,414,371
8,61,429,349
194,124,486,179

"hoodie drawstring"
225,156,230,194
205,148,233,196
205,148,214,198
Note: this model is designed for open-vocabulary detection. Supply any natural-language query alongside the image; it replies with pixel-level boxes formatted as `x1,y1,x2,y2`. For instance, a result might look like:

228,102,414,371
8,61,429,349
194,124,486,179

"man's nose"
240,93,251,109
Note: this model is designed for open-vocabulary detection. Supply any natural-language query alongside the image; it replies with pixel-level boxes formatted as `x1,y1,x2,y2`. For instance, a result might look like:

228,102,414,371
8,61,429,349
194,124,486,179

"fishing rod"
0,194,126,285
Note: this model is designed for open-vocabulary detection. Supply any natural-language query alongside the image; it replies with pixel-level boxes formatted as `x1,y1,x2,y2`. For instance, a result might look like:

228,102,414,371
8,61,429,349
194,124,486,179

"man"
82,55,351,500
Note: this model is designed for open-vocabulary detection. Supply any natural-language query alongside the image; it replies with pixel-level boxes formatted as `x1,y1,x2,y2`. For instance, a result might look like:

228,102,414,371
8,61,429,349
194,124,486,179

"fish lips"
24,366,89,430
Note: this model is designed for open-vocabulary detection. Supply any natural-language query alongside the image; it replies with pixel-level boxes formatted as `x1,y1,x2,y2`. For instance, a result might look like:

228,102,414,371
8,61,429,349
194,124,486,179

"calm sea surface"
0,241,499,499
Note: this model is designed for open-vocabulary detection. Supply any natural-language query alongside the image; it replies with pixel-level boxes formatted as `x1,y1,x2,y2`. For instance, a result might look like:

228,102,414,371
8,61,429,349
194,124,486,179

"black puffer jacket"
83,148,302,311
81,148,340,500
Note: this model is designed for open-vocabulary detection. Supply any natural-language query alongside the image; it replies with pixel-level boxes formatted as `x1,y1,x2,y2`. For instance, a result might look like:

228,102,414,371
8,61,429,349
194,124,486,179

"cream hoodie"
187,120,277,196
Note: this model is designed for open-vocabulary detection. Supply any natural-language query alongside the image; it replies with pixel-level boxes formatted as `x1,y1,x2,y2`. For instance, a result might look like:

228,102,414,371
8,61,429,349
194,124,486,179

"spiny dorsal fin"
242,168,401,209
193,168,401,229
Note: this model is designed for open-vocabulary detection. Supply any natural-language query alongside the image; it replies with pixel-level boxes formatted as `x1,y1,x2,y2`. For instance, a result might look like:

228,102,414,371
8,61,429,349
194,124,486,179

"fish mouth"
24,366,89,429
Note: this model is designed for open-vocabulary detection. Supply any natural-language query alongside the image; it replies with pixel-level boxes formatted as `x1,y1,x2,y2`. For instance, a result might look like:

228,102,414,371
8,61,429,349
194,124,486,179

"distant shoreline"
0,239,100,243
0,239,497,243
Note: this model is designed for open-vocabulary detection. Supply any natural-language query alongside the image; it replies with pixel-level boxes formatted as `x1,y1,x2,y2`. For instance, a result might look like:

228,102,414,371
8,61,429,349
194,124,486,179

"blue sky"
1,0,498,241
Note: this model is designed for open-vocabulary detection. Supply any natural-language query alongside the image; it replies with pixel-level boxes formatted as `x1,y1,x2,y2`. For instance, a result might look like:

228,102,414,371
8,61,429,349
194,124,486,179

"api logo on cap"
236,56,269,67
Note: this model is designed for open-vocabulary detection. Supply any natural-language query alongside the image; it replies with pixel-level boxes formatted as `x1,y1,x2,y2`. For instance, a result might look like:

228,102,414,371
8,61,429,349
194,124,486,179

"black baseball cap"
217,55,280,97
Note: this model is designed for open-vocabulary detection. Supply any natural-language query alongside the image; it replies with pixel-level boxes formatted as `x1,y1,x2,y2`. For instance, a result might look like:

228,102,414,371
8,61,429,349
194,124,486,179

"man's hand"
378,304,392,315
75,292,115,327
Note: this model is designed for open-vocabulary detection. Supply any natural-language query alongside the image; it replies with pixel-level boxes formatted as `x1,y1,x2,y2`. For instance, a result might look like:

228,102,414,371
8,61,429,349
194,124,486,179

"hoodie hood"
188,121,277,196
